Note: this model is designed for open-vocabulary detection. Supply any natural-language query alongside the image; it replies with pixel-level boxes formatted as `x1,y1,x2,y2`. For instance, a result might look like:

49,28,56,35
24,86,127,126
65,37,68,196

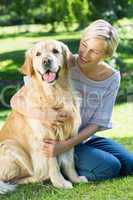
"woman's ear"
20,48,34,76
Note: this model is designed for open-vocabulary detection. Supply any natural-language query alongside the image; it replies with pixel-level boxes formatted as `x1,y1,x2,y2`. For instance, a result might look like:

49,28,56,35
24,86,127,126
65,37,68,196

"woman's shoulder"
99,61,115,75
99,62,120,81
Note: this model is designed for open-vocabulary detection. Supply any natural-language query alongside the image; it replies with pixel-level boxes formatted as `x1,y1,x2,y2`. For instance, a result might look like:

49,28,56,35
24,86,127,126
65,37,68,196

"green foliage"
73,0,91,28
0,0,133,29
63,0,75,31
89,0,133,22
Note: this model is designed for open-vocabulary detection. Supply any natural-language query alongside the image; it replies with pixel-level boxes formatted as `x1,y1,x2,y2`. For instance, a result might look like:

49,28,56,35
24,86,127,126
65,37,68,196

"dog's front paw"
53,179,73,189
77,176,88,183
63,180,73,189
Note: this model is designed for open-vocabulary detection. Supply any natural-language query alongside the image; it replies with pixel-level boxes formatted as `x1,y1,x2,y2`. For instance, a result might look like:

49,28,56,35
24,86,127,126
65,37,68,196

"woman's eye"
94,50,100,54
93,51,99,54
89,49,99,54
36,52,41,56
52,48,59,54
80,43,87,49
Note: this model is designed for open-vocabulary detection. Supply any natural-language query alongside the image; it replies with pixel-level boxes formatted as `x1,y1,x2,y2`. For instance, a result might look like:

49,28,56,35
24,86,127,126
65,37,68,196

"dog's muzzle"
38,68,60,84
37,58,61,83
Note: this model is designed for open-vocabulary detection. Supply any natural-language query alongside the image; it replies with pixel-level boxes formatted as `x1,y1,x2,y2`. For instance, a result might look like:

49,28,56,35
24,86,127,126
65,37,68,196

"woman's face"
78,37,108,67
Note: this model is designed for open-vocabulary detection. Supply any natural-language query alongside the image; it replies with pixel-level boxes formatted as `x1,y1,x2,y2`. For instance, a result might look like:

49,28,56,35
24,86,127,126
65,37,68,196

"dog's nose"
43,58,52,68
47,58,52,65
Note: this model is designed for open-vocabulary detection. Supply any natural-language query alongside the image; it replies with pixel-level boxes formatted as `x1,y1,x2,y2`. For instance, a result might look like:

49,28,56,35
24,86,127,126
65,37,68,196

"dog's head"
21,40,72,85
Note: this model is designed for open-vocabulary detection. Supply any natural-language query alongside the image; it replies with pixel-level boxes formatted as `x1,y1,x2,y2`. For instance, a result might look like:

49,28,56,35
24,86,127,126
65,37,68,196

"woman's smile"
79,55,91,64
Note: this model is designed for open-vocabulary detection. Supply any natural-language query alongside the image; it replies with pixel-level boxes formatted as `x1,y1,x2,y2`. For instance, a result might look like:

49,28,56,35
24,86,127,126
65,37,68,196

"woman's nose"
80,49,88,58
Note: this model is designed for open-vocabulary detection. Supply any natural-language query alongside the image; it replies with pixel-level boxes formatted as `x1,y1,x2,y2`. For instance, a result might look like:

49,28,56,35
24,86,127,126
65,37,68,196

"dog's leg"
61,149,88,183
0,140,33,181
49,157,73,189
16,150,50,184
16,176,42,184
0,154,22,182
0,140,33,182
0,139,33,194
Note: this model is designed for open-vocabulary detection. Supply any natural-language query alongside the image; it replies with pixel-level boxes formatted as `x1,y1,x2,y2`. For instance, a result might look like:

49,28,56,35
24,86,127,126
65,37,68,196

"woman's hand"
41,139,69,157
41,124,99,158
44,109,69,127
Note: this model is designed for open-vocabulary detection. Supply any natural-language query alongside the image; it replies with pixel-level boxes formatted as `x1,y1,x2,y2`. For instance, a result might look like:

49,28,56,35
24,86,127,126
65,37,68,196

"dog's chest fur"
22,83,80,155
27,89,81,143
25,84,81,179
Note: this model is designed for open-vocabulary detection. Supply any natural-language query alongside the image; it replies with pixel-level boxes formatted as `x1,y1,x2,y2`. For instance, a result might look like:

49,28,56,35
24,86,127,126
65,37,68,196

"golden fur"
0,40,87,193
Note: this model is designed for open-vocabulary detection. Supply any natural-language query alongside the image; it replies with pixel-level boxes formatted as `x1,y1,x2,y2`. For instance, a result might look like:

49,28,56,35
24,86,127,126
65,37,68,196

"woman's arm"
67,123,98,147
42,124,99,157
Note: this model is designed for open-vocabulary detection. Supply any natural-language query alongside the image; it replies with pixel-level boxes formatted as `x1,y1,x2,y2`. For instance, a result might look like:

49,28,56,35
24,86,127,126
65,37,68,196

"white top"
70,65,121,131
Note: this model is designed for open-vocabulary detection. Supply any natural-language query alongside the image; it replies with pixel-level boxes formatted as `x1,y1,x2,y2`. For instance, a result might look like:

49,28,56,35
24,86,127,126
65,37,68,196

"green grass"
0,102,133,200
98,102,133,151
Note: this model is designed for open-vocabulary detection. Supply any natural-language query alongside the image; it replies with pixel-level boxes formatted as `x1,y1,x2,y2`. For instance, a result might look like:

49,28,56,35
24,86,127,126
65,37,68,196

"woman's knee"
104,156,121,179
76,154,121,181
120,153,133,176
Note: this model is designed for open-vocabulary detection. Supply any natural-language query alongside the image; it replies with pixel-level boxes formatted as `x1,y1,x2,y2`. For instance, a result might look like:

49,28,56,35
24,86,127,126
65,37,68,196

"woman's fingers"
58,111,69,118
43,109,69,127
56,113,69,121
42,149,49,157
52,121,63,127
42,143,49,148
43,139,57,144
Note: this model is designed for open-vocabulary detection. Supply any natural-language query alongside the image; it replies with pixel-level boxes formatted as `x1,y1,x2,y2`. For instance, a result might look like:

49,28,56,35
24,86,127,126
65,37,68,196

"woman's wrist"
66,124,99,149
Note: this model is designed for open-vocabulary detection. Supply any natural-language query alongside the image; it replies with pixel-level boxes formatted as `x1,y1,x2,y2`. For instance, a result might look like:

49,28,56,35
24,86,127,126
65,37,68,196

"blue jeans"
74,135,133,180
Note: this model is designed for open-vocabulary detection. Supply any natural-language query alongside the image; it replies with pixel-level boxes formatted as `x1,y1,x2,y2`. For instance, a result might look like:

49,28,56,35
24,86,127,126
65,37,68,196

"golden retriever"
0,40,88,194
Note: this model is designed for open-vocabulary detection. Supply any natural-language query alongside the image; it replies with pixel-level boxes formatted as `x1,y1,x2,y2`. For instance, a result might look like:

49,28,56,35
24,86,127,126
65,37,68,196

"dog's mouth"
38,68,60,83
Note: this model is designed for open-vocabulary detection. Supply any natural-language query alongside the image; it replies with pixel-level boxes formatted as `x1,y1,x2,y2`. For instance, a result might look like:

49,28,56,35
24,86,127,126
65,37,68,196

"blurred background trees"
0,0,133,28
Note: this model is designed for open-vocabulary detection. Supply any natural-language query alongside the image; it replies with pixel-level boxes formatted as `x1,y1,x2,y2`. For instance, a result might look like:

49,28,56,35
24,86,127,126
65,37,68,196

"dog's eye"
36,52,41,56
52,48,59,54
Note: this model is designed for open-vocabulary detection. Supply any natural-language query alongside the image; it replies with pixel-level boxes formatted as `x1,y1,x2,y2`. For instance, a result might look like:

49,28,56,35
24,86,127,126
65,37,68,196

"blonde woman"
11,20,133,180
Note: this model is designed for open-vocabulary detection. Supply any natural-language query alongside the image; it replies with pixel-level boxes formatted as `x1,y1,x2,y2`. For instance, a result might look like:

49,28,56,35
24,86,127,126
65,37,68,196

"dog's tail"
0,181,16,194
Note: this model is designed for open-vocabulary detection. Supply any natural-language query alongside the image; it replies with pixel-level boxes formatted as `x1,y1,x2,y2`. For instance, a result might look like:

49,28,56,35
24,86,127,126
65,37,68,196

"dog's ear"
61,43,76,68
20,48,34,76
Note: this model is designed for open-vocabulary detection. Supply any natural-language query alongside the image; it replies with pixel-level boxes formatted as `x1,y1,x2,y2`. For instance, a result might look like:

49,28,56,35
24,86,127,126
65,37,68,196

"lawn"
0,102,133,200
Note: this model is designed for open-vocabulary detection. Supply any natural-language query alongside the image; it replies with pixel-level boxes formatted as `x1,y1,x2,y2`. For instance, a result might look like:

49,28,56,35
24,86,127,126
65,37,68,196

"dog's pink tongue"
43,72,56,83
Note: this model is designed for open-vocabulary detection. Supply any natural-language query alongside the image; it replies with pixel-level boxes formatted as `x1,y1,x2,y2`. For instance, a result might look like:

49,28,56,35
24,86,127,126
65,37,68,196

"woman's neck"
77,60,114,81
78,61,102,76
81,63,100,74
